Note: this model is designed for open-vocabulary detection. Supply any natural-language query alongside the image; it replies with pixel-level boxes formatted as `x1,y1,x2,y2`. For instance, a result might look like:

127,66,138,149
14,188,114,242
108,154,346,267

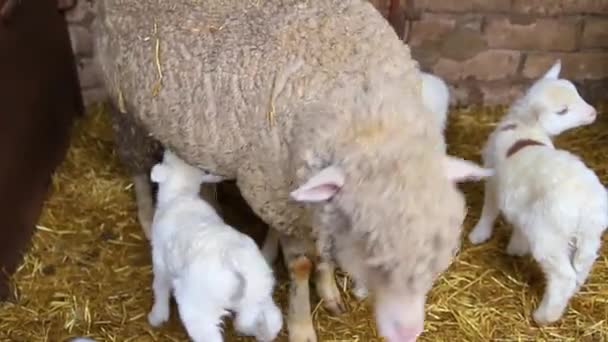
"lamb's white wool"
70,338,97,342
468,60,606,325
421,72,450,135
148,150,282,342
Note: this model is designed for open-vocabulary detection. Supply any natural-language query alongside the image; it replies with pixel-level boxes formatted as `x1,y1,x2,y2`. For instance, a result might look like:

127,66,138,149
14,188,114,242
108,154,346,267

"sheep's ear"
542,60,561,80
444,156,493,183
150,164,169,183
290,166,345,202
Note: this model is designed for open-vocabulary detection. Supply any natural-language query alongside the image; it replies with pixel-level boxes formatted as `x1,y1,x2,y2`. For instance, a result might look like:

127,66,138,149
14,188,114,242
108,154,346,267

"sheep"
147,149,283,342
468,60,606,325
107,103,221,240
92,1,492,341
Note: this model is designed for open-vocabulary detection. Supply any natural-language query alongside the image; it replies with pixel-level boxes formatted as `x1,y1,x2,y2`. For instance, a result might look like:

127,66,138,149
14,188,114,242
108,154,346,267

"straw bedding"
1,103,607,342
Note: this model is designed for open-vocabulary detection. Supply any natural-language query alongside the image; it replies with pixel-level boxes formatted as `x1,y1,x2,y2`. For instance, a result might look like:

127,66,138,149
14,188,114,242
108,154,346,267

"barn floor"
1,103,607,342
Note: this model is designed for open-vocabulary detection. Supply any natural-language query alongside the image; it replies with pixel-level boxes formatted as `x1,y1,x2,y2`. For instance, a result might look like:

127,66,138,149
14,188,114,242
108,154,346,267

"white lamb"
468,60,606,325
147,150,283,342
421,72,450,136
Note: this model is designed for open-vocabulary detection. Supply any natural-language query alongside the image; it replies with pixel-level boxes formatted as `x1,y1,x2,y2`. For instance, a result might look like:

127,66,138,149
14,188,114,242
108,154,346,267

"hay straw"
1,103,607,341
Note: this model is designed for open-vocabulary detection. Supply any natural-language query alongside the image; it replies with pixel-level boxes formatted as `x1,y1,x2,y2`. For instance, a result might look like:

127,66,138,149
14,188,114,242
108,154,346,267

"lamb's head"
150,149,224,187
290,127,491,342
520,60,596,135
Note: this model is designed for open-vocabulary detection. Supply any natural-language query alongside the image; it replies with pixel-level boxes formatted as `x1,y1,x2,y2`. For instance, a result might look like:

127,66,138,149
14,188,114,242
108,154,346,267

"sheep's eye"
556,107,568,115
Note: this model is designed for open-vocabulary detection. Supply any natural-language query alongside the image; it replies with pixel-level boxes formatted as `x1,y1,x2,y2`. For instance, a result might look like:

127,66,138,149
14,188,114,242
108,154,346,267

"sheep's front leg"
469,178,500,244
314,258,345,315
280,234,317,342
133,174,155,240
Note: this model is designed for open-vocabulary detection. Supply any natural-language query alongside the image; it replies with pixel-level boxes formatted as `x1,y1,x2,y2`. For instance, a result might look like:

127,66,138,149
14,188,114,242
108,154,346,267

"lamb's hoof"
352,284,369,300
468,225,491,245
533,306,562,326
147,309,169,327
288,321,317,342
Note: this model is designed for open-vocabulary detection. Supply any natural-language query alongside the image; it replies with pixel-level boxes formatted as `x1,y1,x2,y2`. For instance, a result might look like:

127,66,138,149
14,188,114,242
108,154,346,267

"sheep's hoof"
288,320,317,342
323,298,346,315
352,284,369,301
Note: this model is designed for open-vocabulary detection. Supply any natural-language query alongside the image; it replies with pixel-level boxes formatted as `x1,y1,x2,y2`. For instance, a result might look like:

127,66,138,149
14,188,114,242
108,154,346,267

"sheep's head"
290,142,492,342
524,60,596,136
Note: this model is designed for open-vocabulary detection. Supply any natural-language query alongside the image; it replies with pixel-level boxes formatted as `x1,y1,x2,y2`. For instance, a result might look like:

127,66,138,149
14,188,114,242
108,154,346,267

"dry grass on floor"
1,103,607,342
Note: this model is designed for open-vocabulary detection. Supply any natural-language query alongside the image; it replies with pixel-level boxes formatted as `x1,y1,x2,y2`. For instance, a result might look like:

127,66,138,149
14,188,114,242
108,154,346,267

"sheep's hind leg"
261,227,280,266
133,173,155,240
280,234,317,342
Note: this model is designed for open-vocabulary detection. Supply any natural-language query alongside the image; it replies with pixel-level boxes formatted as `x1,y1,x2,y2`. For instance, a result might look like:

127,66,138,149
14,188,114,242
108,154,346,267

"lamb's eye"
556,107,568,115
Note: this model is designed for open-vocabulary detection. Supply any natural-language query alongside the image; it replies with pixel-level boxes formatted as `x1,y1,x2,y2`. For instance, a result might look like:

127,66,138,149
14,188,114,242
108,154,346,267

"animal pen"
1,0,608,341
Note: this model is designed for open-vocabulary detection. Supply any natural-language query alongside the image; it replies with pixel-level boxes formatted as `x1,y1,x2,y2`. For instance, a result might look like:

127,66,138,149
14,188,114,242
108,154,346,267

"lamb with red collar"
468,60,606,325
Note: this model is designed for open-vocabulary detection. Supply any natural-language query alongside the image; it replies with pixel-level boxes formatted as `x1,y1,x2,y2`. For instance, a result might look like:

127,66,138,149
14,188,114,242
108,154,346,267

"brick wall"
66,0,608,107
370,0,608,105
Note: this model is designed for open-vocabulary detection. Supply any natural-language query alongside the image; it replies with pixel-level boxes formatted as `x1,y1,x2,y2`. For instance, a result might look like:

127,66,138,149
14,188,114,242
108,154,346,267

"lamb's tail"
225,238,276,303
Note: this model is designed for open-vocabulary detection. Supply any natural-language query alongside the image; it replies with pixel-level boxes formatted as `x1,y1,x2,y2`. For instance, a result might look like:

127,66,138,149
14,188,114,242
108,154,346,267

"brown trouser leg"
0,0,84,299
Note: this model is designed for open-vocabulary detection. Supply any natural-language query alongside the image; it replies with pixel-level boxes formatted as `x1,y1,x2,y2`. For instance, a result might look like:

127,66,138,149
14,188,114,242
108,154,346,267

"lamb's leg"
261,227,280,266
147,264,172,327
280,234,317,342
314,259,345,315
572,235,601,292
532,245,578,325
234,298,283,342
175,301,225,342
468,178,500,244
133,174,155,240
506,227,530,257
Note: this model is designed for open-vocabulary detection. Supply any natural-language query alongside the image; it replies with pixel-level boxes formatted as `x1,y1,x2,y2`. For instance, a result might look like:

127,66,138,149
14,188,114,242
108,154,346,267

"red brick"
408,13,456,46
582,18,608,49
433,50,521,82
512,0,608,15
413,0,511,13
479,81,526,105
522,52,608,80
439,28,488,61
484,16,580,52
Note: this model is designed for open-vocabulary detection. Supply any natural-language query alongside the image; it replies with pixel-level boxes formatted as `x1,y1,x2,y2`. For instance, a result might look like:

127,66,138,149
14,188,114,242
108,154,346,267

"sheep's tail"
261,228,280,265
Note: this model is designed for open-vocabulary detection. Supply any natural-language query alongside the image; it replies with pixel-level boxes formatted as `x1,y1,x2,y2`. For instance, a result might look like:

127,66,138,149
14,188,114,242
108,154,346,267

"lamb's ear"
444,156,493,183
542,60,561,80
150,164,169,183
290,166,345,202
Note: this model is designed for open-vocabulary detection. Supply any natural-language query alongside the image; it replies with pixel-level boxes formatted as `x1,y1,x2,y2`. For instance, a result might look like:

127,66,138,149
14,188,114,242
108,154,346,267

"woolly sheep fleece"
93,0,488,340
